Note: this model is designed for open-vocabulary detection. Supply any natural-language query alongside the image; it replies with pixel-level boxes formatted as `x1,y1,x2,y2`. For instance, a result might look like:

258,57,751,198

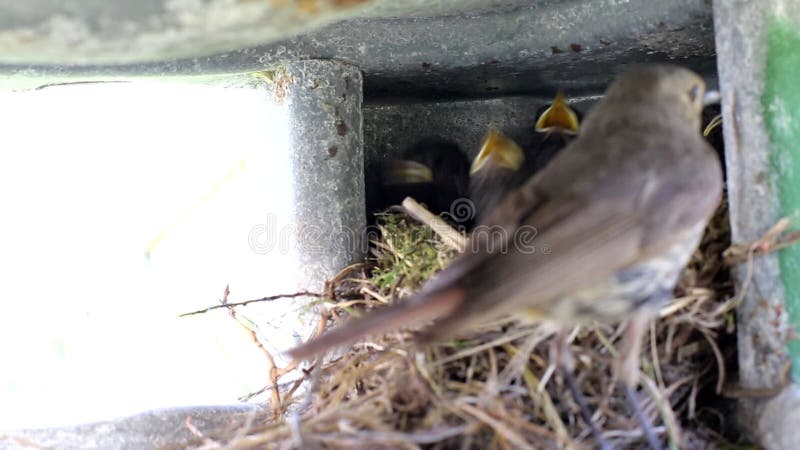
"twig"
431,326,543,367
222,408,260,450
457,402,537,450
218,286,283,417
305,428,468,446
185,416,206,438
180,291,323,317
723,217,800,265
277,311,331,378
0,435,52,450
650,320,665,392
324,263,367,298
287,361,324,448
35,80,130,90
713,217,797,318
402,197,468,252
623,385,664,450
721,385,784,399
700,330,726,394
238,379,304,402
722,361,791,399
640,375,681,449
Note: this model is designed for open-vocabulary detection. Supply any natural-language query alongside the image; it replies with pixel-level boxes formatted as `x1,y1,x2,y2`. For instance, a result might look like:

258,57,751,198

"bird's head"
604,65,718,132
383,159,434,185
534,91,581,135
470,128,525,175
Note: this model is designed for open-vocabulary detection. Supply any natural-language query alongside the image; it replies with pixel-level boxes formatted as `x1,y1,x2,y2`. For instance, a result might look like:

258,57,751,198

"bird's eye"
688,84,700,103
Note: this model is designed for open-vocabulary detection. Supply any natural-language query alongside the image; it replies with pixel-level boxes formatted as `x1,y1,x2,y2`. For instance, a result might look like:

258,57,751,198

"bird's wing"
417,191,647,342
418,133,722,342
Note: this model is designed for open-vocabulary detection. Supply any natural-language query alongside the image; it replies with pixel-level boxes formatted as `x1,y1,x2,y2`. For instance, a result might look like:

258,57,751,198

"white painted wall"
0,82,302,429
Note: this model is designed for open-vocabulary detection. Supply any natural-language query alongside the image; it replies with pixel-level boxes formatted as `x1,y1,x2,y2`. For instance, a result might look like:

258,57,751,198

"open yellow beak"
703,114,722,137
470,128,525,174
535,91,580,134
384,159,434,185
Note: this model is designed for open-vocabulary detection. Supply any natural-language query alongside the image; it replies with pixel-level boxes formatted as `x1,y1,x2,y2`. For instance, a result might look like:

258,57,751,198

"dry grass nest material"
189,198,766,450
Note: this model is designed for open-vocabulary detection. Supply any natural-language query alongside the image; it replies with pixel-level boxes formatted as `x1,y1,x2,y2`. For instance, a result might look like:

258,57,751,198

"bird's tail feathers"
287,287,465,360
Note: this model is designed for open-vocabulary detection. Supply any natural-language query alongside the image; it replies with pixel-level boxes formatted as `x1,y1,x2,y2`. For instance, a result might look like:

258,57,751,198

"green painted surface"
763,17,800,381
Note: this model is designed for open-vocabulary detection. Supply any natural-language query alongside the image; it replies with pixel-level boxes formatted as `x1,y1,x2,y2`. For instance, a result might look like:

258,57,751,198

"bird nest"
183,194,764,450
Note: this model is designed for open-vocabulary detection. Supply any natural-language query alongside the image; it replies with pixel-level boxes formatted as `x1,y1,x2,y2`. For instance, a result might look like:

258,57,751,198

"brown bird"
469,128,526,221
290,65,722,448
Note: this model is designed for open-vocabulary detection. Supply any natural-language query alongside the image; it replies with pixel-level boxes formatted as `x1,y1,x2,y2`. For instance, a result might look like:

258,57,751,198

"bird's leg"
615,311,664,450
555,328,614,450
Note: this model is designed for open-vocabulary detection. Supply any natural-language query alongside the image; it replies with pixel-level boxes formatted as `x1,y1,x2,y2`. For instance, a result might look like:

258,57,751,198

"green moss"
763,17,800,381
370,212,456,298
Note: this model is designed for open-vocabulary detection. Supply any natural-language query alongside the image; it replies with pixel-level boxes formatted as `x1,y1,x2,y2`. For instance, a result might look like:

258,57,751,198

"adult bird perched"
370,137,470,218
469,93,581,221
290,65,723,448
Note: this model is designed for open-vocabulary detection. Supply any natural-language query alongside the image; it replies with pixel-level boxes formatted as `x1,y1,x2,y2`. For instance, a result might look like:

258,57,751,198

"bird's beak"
384,159,434,184
535,91,580,134
703,114,723,137
470,128,525,174
703,90,721,106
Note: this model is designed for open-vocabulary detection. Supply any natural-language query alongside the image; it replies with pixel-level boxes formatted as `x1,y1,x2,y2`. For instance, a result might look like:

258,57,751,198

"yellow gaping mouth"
703,114,722,137
535,91,580,134
470,128,525,174
384,159,434,185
